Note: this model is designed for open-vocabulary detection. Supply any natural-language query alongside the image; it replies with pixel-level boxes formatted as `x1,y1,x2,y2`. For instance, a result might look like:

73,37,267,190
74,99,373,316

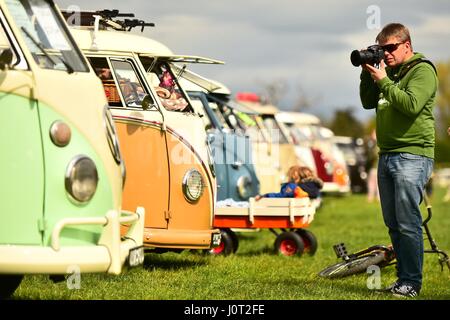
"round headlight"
237,175,252,200
324,161,334,175
65,155,98,203
182,169,205,203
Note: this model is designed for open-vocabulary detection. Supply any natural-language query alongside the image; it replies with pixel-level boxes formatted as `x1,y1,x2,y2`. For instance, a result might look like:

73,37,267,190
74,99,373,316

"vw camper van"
66,12,221,252
203,93,281,195
177,70,260,202
236,94,301,193
276,111,350,194
0,0,144,298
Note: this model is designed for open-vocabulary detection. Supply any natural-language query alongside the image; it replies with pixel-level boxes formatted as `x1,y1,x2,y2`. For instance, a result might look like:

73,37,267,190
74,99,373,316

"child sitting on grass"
255,165,323,200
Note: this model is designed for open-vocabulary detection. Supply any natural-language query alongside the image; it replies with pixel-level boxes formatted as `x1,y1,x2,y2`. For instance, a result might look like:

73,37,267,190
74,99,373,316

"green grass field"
13,187,450,300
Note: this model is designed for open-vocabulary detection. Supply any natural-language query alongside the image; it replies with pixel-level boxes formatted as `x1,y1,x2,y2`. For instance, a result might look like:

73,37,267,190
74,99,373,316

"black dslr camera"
350,45,384,67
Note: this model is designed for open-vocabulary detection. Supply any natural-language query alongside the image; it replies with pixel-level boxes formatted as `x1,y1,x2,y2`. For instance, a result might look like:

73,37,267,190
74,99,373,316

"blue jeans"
378,152,433,290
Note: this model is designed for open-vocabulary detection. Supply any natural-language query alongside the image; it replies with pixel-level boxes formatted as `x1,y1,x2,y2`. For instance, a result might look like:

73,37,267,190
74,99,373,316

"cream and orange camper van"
65,10,221,252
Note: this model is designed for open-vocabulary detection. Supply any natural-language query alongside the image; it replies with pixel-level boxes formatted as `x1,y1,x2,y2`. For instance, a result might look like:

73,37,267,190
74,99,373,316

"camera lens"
350,50,362,66
350,45,384,67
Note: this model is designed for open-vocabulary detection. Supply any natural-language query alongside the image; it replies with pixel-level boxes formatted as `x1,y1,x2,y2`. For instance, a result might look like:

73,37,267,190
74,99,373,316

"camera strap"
393,58,437,82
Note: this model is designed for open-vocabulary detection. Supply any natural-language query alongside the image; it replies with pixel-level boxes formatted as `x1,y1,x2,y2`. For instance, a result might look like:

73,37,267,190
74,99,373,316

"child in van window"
159,70,176,93
255,165,323,200
155,70,188,111
96,67,112,80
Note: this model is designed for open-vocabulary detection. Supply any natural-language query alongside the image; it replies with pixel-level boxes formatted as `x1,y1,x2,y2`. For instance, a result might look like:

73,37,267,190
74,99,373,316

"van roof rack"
120,19,155,32
61,9,155,32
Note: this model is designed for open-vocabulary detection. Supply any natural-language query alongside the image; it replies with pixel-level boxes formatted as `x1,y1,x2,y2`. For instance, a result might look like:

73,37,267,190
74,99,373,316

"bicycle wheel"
318,251,386,278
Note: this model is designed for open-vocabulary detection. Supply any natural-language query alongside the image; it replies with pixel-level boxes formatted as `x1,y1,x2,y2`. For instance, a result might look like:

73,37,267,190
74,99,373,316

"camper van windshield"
262,116,289,144
5,0,88,72
0,18,17,65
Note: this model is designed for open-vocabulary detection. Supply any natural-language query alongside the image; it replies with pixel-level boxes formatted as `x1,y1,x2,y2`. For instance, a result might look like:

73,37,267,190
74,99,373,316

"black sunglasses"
381,42,403,53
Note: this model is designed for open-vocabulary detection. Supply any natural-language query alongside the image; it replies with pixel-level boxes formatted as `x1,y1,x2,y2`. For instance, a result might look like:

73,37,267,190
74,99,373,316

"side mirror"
141,94,153,111
0,48,13,70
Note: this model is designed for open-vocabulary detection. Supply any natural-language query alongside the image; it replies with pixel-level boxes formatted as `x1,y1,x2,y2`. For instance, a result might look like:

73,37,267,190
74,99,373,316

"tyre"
209,229,235,256
318,251,386,278
227,229,239,253
295,229,318,255
0,275,23,299
274,231,305,257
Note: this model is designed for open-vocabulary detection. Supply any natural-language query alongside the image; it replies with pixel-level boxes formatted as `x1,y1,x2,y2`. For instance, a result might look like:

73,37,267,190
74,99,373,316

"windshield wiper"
21,26,74,74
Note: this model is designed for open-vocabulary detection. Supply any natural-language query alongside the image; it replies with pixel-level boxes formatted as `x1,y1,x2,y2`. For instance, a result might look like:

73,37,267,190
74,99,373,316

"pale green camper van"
0,0,144,298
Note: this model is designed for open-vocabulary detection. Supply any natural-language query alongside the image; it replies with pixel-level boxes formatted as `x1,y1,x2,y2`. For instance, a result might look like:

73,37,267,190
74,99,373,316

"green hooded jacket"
359,52,438,159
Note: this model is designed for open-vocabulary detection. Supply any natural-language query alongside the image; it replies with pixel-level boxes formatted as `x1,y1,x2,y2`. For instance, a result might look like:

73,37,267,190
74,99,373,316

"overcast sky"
56,0,450,122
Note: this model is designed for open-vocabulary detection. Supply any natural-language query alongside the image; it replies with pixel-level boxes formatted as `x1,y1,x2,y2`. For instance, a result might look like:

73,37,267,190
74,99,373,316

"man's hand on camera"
364,60,387,82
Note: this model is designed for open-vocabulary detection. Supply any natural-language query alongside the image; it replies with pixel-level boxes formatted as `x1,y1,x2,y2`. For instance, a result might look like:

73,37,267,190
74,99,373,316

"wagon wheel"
227,229,239,253
209,229,236,256
274,231,305,257
295,229,318,255
0,275,23,299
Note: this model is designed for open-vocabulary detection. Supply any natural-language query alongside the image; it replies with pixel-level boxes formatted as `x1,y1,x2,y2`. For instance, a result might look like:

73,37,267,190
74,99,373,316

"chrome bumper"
0,207,145,275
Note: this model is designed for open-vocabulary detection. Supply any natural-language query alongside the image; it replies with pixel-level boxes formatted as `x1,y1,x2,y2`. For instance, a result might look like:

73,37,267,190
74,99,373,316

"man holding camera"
358,23,437,298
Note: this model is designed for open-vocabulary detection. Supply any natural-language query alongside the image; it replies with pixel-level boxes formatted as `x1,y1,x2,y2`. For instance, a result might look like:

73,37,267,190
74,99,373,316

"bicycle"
318,194,450,278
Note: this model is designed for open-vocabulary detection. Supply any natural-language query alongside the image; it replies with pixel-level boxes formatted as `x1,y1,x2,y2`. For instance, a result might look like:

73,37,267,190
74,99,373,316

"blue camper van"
178,71,260,202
